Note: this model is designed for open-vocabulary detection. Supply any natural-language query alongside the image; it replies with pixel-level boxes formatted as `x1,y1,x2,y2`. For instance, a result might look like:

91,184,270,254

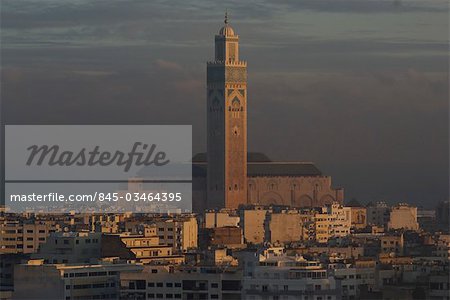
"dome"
219,24,235,36
218,12,235,36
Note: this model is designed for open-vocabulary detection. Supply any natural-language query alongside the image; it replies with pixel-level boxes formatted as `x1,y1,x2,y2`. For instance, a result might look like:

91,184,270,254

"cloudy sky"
2,0,448,207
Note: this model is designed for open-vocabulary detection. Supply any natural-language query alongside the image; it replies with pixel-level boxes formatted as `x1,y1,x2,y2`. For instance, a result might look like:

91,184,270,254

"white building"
242,248,340,300
388,204,419,231
315,203,351,243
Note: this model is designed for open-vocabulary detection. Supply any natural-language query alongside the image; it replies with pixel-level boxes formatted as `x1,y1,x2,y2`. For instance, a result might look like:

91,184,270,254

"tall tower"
207,13,247,209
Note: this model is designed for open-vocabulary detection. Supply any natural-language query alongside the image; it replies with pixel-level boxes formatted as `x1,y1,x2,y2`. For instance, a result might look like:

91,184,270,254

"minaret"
206,13,248,209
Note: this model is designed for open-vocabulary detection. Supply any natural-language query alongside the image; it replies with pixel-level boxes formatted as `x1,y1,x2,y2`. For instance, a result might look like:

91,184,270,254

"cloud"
155,59,184,72
1,0,448,205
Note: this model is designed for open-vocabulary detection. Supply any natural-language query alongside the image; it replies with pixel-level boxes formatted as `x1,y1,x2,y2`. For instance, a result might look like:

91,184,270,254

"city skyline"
2,0,449,207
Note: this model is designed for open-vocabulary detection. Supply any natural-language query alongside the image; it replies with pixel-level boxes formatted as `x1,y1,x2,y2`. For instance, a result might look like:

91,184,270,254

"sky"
1,0,448,207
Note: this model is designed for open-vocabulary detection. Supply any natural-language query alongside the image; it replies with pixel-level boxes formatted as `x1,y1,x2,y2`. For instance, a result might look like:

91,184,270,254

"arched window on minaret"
231,97,240,118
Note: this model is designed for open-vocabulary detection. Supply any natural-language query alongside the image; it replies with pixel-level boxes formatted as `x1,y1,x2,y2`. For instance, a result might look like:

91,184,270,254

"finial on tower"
218,10,235,36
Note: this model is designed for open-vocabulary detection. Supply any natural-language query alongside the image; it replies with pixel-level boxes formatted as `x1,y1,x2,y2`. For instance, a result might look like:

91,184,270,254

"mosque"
192,15,344,212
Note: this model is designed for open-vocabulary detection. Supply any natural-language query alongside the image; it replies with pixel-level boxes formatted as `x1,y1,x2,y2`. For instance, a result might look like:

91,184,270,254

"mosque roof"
191,152,322,177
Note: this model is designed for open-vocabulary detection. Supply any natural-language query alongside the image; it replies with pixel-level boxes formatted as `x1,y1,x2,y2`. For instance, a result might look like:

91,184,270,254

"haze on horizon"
1,0,448,208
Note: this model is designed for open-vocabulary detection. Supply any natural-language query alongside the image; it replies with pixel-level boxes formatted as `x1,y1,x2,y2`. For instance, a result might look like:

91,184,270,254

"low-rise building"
0,219,59,254
388,204,419,231
265,210,303,244
366,202,390,228
205,210,240,228
349,207,367,230
241,206,269,244
120,265,242,299
314,203,351,244
32,231,102,264
13,259,141,299
380,234,404,256
242,252,340,300
102,233,184,264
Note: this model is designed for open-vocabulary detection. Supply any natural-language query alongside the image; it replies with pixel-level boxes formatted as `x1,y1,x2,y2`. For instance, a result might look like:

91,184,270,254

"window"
156,282,163,287
148,294,155,299
211,283,219,288
148,282,155,287
222,280,240,291
175,283,181,287
166,283,173,287
136,280,146,290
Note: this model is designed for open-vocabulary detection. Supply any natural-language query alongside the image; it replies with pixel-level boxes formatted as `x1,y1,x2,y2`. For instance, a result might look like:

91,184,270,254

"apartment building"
102,233,184,264
242,251,340,300
0,219,59,254
153,216,198,251
366,202,390,228
388,203,419,231
241,207,269,244
120,265,242,300
315,203,351,244
31,231,102,264
265,210,304,244
205,210,240,228
13,259,142,299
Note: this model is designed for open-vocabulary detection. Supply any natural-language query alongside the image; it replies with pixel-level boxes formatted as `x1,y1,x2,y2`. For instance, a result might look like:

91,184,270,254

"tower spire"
224,10,228,24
